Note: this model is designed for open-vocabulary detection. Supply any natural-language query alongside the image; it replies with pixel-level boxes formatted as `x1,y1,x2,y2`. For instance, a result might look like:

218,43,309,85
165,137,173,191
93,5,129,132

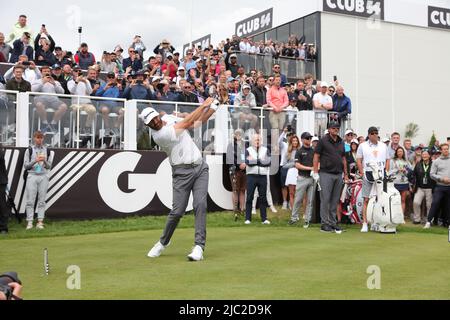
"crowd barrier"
0,89,351,151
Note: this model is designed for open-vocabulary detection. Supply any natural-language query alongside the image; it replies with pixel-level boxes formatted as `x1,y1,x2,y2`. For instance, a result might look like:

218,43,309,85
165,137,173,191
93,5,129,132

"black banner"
323,0,384,20
3,148,231,220
235,8,273,38
428,6,450,30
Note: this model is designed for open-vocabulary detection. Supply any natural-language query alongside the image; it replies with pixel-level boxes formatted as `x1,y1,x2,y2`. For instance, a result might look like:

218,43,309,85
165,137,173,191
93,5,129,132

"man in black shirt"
313,122,349,234
289,132,316,228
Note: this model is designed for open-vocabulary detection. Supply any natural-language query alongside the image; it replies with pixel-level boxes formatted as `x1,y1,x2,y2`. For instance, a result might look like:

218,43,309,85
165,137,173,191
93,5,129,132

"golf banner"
3,148,283,220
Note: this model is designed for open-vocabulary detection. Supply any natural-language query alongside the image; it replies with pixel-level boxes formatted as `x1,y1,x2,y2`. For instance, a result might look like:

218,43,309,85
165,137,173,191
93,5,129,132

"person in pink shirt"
267,75,289,152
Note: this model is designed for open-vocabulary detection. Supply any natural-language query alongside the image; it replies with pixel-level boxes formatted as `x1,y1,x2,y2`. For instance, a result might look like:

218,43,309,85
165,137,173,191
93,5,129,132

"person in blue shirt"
96,72,123,136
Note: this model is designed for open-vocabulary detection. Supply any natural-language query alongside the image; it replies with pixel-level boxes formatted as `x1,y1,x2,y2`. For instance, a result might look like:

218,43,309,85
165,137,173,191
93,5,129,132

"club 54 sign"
235,8,273,38
323,0,384,20
428,6,450,30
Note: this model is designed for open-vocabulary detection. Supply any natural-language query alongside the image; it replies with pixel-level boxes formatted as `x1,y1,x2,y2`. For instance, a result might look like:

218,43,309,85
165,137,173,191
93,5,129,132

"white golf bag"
366,163,405,233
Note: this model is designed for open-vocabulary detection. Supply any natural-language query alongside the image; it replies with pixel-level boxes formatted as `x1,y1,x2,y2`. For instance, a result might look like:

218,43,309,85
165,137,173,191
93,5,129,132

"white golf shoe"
270,206,278,213
262,220,271,225
26,222,33,230
245,220,252,225
361,223,369,233
147,241,167,258
423,222,431,229
187,245,204,262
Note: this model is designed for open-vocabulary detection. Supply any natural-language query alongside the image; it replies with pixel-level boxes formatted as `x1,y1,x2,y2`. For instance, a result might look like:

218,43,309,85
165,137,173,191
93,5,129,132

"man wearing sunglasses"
122,48,142,72
357,127,390,233
272,64,287,87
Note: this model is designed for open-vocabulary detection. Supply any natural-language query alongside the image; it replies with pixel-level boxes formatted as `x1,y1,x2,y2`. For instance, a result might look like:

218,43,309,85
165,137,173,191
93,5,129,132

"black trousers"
0,184,9,231
245,175,268,221
427,186,450,224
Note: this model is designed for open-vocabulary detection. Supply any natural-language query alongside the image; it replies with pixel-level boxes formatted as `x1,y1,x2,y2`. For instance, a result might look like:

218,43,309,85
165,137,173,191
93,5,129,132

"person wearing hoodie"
424,143,450,229
234,83,258,130
7,15,33,46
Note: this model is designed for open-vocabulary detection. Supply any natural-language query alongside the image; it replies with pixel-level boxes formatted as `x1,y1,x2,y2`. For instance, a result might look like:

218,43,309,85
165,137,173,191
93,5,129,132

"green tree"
429,132,437,150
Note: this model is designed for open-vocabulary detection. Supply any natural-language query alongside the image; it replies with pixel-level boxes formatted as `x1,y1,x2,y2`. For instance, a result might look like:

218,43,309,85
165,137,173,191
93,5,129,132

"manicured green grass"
0,210,449,300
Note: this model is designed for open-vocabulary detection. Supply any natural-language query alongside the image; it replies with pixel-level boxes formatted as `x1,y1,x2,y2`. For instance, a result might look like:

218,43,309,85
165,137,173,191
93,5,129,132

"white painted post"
16,92,30,148
124,100,137,151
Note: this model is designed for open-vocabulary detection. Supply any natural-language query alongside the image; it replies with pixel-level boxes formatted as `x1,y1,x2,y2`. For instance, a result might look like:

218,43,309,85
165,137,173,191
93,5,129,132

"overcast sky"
1,0,449,59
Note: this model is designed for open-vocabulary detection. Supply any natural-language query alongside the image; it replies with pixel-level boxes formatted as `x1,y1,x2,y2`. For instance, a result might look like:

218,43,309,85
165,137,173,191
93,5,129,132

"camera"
22,61,31,66
78,26,82,34
0,272,21,300
287,125,293,133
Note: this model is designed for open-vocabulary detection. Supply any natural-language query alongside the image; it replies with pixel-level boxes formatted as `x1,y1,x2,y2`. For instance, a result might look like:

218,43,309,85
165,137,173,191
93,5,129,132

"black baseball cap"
107,72,116,78
51,64,61,70
301,132,313,140
368,126,379,134
328,121,340,129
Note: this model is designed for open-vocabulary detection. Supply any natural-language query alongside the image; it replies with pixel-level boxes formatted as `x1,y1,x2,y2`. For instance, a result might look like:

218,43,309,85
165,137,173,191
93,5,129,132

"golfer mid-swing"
141,97,218,261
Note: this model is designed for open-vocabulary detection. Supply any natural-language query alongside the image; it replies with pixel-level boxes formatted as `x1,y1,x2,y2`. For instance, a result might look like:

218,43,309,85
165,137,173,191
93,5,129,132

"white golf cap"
382,137,390,143
140,107,159,125
321,82,329,88
351,139,359,145
312,136,319,142
345,129,354,136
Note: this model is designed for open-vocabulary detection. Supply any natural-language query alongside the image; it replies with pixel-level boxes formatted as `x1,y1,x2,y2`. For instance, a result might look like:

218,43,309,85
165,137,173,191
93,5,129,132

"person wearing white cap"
311,136,319,149
173,66,186,87
344,129,354,153
143,97,219,262
313,82,333,137
357,127,391,233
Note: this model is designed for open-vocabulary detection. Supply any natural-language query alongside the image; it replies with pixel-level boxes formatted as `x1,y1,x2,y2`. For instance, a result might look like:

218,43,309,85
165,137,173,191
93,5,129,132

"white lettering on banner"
98,153,233,214
260,13,271,28
235,8,273,38
324,0,383,18
428,6,450,29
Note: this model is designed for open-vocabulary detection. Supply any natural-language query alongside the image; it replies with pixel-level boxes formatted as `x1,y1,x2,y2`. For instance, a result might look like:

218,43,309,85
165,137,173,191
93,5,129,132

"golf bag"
340,179,363,224
366,163,405,233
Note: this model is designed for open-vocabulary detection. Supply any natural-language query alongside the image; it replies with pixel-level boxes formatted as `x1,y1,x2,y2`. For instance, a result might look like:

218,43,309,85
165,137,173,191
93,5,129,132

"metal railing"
0,89,353,151
232,52,316,80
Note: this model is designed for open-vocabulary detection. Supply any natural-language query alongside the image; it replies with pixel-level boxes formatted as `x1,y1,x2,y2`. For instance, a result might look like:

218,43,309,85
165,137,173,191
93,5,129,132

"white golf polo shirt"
151,115,202,166
356,141,389,173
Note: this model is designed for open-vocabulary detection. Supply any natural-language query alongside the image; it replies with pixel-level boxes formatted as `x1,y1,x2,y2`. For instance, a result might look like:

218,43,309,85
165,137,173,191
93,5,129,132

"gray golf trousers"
25,174,49,222
160,161,209,250
319,172,343,228
291,176,315,223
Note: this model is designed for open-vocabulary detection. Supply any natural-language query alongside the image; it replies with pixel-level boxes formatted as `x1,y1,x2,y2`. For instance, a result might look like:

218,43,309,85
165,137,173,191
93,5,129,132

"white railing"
0,89,352,151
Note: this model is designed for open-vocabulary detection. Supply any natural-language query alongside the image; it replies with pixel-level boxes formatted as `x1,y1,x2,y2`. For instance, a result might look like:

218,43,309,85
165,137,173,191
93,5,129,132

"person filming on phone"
23,131,54,231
